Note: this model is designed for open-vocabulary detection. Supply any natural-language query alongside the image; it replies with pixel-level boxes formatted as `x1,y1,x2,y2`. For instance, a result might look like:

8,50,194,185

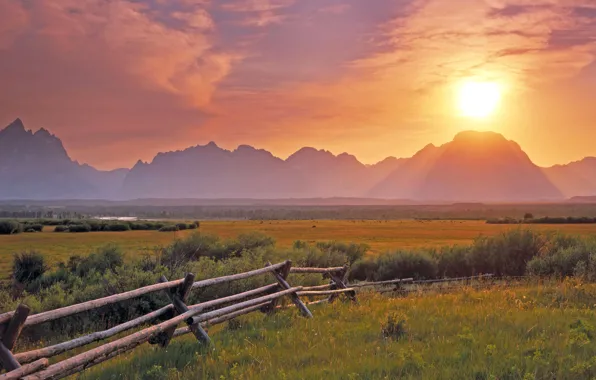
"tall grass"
81,281,596,380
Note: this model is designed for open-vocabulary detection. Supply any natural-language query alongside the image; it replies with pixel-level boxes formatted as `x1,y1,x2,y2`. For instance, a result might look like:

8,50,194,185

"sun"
457,81,502,119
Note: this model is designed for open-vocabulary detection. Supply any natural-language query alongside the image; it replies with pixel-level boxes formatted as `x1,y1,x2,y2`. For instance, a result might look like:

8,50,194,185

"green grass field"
2,220,596,278
80,280,596,379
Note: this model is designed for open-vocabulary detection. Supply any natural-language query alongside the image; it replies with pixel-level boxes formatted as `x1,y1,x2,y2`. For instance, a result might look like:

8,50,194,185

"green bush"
54,225,69,232
0,220,23,235
159,225,179,232
68,223,91,233
75,245,125,277
105,223,131,232
176,223,188,231
13,251,48,283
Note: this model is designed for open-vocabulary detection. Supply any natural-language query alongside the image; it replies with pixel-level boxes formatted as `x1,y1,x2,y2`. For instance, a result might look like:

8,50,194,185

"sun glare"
457,81,501,119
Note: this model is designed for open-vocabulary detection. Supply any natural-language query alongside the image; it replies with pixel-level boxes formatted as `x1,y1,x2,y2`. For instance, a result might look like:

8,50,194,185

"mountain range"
1,118,595,202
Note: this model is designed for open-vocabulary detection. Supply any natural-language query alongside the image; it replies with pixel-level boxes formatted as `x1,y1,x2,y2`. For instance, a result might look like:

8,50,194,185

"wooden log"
289,267,345,274
191,261,287,289
412,274,493,284
297,288,356,296
23,287,301,380
186,283,278,312
24,278,185,327
14,305,173,365
0,359,48,380
348,278,414,288
263,261,291,313
0,313,14,326
0,342,20,372
2,304,30,350
156,274,210,348
267,262,312,318
300,284,333,291
327,266,353,303
173,302,271,338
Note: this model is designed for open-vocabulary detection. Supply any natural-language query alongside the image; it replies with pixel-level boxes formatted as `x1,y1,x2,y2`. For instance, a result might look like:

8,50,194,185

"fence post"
0,304,30,372
267,261,313,318
152,274,211,347
327,265,357,303
261,262,291,314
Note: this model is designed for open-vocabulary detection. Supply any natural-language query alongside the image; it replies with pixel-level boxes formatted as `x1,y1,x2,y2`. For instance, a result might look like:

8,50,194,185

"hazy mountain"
543,157,596,197
0,119,127,199
371,131,564,202
122,145,382,198
2,118,595,201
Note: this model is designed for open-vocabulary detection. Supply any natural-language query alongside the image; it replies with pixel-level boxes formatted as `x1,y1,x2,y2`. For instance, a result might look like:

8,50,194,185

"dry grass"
1,220,596,278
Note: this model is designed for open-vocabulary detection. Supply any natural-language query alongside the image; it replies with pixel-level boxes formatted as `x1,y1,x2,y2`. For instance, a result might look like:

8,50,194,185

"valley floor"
3,220,596,278
82,280,596,380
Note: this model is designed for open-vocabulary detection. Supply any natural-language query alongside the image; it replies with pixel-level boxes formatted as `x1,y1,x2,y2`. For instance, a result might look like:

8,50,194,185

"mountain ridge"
1,118,595,201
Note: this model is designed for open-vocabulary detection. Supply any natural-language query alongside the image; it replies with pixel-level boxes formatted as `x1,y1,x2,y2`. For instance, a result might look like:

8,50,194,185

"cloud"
219,0,295,26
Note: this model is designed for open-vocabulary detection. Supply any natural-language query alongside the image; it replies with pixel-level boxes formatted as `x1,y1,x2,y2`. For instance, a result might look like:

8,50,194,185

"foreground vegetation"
3,227,596,378
80,281,596,379
2,220,596,279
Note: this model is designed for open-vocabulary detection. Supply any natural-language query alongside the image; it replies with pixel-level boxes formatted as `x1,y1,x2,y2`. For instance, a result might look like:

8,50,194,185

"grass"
80,280,596,379
2,220,596,279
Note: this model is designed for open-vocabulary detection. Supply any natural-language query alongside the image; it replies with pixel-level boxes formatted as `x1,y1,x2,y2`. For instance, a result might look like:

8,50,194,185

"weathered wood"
157,274,210,347
23,287,301,380
0,359,48,380
191,261,287,289
2,304,30,350
0,342,20,372
267,262,313,318
24,278,185,327
300,284,333,291
327,266,353,303
0,313,14,326
412,274,493,284
173,302,271,338
186,283,278,312
348,278,414,288
15,305,173,365
297,288,356,296
289,267,345,274
264,261,291,313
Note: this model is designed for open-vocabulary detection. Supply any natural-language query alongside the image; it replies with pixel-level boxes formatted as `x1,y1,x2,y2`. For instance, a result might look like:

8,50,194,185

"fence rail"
1,262,494,380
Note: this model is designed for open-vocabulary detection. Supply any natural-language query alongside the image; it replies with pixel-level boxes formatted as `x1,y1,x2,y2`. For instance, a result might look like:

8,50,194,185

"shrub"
376,250,438,281
105,223,131,232
75,245,124,277
188,223,198,230
68,223,91,233
13,251,47,283
0,220,23,235
54,225,69,232
381,312,407,341
26,224,44,232
176,223,188,231
159,225,179,232
315,241,368,265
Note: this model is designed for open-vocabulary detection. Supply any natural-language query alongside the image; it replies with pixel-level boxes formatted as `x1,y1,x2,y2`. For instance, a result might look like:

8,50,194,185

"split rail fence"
0,260,493,380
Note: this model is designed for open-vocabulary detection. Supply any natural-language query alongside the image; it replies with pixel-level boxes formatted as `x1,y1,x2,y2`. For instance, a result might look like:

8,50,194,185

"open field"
2,220,596,278
81,281,596,380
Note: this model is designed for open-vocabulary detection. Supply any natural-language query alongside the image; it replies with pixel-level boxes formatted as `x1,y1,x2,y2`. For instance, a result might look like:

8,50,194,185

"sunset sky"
1,0,595,170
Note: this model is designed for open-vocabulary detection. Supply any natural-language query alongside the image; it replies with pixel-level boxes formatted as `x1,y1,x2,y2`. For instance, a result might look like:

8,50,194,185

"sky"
0,0,595,170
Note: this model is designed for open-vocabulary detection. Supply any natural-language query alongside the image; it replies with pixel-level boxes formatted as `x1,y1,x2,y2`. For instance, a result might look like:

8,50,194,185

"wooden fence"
0,261,493,380
0,261,358,380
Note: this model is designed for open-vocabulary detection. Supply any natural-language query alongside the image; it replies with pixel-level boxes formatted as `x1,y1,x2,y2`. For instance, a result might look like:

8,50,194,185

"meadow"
81,281,596,380
2,220,596,279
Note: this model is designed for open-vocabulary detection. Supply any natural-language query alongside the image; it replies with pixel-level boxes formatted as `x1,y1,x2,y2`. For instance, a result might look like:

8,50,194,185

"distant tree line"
0,219,200,235
487,216,596,224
